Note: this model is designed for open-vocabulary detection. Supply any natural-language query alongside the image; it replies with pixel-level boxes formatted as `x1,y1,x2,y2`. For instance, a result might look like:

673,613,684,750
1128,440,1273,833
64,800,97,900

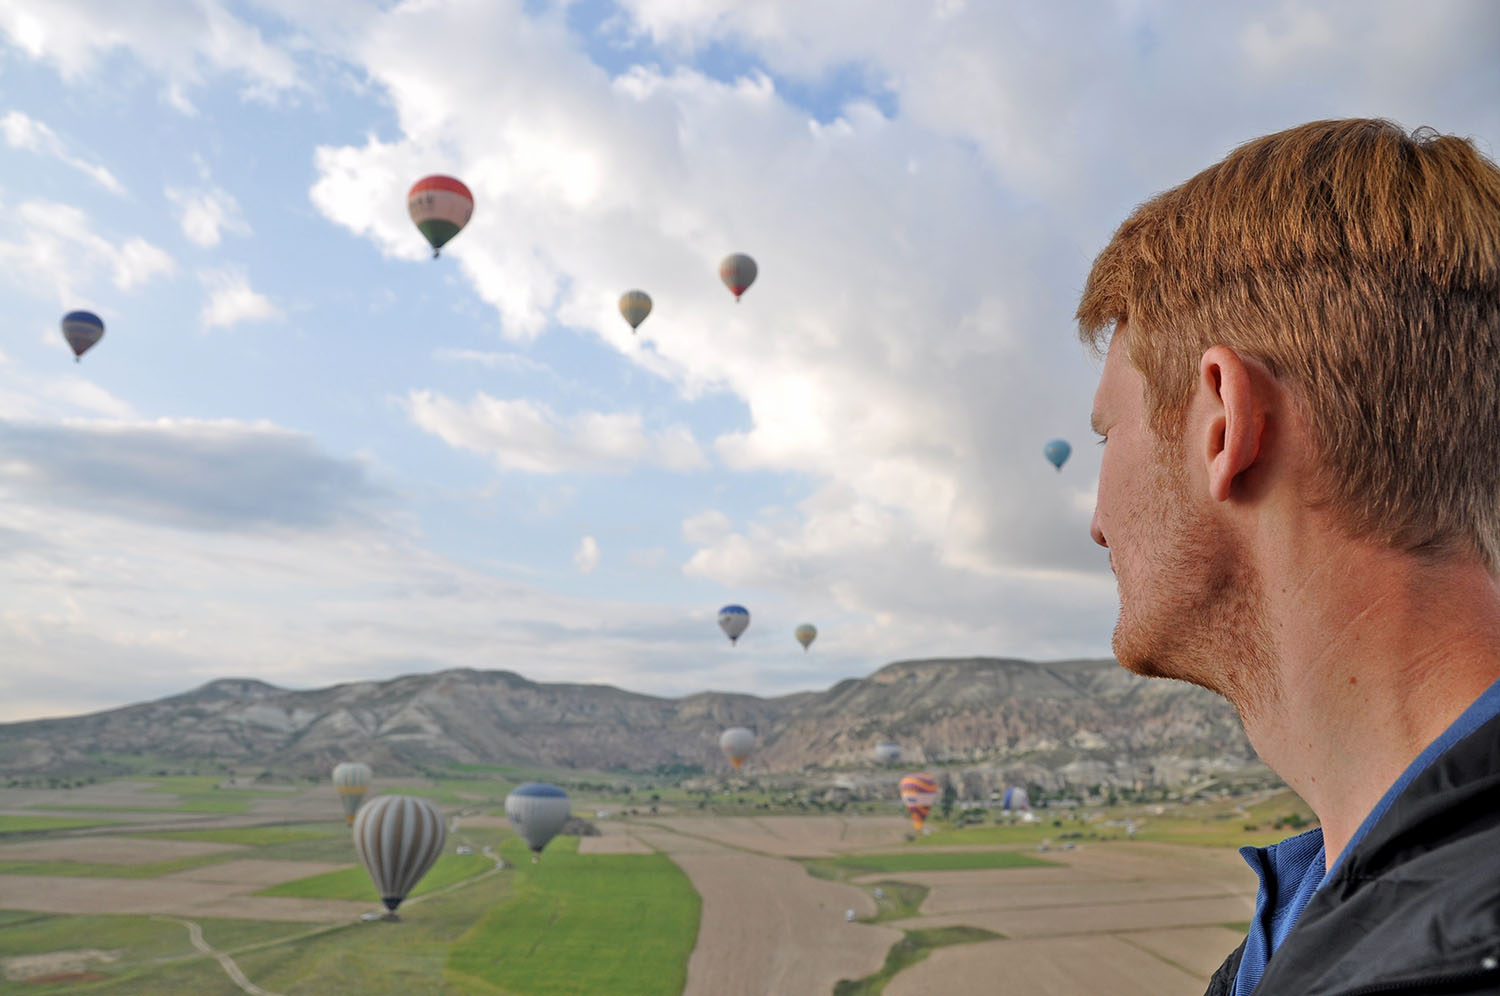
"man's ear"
1199,346,1266,503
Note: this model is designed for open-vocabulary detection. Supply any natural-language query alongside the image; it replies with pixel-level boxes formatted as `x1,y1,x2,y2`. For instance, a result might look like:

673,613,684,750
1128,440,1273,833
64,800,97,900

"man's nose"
1090,509,1107,548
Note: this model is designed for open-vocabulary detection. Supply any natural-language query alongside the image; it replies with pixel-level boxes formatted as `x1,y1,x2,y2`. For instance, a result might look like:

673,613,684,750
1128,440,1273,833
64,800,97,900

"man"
1077,118,1500,995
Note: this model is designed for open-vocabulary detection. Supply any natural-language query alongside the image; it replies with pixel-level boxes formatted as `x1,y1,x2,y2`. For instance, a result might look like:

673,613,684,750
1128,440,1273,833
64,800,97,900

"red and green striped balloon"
407,175,473,258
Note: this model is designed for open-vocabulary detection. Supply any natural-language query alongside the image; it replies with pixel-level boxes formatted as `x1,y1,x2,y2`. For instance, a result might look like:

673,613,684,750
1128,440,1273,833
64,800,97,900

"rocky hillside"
0,658,1257,788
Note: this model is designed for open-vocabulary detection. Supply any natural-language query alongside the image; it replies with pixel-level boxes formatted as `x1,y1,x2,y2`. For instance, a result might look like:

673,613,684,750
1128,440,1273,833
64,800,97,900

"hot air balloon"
873,742,901,766
1043,439,1071,471
719,253,757,301
1002,786,1031,811
332,762,372,824
505,783,572,863
720,727,756,770
718,605,750,645
794,624,817,651
899,773,940,832
407,175,473,257
619,290,652,332
60,311,104,362
351,795,446,920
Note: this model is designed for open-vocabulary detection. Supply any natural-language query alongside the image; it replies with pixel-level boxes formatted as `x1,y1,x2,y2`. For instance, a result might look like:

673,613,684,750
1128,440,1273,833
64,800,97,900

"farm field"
0,772,1277,994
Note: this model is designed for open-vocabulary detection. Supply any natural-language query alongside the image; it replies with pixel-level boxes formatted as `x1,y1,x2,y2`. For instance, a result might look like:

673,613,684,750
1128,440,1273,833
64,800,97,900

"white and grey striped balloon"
332,762,371,823
351,794,446,915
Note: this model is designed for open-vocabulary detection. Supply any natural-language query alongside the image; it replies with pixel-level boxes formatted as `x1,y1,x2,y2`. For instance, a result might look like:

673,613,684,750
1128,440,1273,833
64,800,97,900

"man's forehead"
1095,335,1129,394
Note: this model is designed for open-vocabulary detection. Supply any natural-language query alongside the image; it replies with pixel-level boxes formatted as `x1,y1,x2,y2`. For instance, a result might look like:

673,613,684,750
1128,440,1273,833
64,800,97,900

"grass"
139,827,332,846
801,851,1051,922
0,814,113,834
0,913,337,995
0,911,53,928
833,926,1001,994
917,822,1062,846
445,835,700,994
817,850,1057,875
136,776,289,814
801,861,932,921
863,880,930,922
255,853,492,901
0,853,234,879
0,912,196,964
232,868,514,996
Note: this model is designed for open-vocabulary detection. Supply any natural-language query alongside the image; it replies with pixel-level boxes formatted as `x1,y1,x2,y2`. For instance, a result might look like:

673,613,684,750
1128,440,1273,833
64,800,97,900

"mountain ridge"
0,657,1258,789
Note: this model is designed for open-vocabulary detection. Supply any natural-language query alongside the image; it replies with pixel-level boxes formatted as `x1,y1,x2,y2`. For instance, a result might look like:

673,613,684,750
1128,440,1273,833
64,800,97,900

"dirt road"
631,822,900,996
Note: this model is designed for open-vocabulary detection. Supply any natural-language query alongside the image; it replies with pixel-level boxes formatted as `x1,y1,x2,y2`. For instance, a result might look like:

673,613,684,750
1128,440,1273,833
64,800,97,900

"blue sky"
1,0,1496,720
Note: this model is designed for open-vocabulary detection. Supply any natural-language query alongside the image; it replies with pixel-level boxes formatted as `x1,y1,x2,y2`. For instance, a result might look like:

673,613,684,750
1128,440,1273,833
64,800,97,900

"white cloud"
407,390,709,474
0,200,174,304
0,0,303,112
0,364,137,422
574,534,600,573
307,0,1499,630
0,481,789,721
1,110,124,193
0,415,385,532
166,184,250,247
198,266,282,329
1,0,1497,715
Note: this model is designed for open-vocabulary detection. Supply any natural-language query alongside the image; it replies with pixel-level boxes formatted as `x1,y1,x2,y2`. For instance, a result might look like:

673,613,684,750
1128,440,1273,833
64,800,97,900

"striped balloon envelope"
407,175,473,257
899,773,940,831
60,311,104,362
618,290,652,331
718,253,757,301
351,794,446,918
331,762,371,824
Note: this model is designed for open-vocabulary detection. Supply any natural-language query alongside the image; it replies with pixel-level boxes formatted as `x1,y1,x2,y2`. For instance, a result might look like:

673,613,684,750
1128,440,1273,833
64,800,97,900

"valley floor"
0,777,1265,994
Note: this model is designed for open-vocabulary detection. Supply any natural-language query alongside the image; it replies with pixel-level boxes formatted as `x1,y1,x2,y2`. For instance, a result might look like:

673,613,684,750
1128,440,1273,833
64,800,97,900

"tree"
940,780,958,821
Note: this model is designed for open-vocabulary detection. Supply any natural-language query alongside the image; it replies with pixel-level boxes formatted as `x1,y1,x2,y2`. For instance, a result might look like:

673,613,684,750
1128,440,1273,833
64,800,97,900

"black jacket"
1204,710,1500,995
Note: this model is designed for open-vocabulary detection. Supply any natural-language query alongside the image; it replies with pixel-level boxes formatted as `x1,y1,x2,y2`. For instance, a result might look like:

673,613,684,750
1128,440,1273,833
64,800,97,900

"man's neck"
1239,537,1500,869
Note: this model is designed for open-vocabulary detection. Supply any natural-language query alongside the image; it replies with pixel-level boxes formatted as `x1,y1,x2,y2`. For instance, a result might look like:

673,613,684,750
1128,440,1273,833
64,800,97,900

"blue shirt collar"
1233,675,1500,995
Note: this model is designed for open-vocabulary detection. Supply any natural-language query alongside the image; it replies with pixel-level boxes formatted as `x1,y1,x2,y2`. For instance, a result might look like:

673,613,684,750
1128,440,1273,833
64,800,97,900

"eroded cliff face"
0,658,1253,786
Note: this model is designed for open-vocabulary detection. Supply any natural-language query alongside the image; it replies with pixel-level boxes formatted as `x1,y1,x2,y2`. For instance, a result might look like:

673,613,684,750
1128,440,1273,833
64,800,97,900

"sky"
1,0,1496,721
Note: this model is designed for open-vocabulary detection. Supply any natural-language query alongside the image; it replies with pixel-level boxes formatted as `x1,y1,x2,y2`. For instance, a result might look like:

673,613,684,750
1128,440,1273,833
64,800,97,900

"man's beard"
1111,440,1279,723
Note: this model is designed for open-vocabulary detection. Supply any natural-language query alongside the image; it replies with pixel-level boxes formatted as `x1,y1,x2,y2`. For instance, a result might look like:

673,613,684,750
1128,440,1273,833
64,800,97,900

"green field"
0,772,1298,994
917,822,1062,847
257,852,494,901
0,815,113,835
0,913,313,994
801,849,1055,923
0,853,235,879
141,827,331,846
446,836,701,994
834,926,1001,995
819,850,1056,875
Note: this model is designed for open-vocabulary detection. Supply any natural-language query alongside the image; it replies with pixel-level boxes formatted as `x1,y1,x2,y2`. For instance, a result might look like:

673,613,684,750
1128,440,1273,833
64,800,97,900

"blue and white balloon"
718,604,750,644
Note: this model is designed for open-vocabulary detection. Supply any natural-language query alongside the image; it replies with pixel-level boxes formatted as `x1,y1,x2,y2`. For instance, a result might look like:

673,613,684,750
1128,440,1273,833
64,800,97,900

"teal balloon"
1043,439,1071,470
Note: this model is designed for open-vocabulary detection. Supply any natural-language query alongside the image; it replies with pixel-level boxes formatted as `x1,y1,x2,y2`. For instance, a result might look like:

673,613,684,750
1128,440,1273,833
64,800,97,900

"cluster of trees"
5,775,98,789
